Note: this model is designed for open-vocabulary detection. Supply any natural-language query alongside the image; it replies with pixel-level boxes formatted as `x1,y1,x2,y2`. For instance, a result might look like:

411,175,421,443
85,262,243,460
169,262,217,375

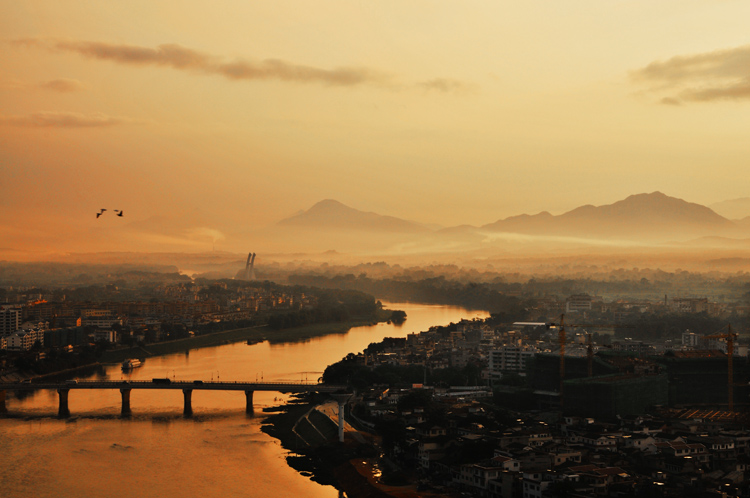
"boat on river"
121,358,142,370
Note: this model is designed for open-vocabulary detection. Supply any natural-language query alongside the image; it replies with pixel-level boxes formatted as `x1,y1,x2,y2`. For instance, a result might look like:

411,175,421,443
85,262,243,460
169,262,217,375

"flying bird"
96,209,107,219
115,210,124,217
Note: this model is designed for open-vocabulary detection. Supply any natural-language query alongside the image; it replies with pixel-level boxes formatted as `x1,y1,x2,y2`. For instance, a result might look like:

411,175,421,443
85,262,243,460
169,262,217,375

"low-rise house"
548,447,583,467
454,462,504,494
621,434,656,451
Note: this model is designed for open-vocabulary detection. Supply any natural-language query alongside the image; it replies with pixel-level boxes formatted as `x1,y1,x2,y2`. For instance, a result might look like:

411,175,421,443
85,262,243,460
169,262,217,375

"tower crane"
514,314,631,409
702,325,738,411
587,332,594,378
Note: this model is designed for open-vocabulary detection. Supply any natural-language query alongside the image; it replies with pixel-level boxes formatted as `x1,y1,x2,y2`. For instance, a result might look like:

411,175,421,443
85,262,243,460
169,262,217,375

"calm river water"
0,302,488,498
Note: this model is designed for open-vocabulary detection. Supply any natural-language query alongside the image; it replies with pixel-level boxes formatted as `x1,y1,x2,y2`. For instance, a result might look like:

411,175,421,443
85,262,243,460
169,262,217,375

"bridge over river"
0,380,349,417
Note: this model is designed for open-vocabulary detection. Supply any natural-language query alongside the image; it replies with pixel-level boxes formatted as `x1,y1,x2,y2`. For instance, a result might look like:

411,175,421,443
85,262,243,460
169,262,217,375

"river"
0,302,488,498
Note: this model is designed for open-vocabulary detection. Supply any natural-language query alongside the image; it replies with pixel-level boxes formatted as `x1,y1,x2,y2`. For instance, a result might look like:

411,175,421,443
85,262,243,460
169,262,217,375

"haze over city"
4,4,750,498
3,1,750,260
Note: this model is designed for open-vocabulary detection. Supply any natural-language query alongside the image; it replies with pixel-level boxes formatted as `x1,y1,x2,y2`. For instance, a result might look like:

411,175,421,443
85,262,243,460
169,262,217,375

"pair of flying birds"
96,209,123,218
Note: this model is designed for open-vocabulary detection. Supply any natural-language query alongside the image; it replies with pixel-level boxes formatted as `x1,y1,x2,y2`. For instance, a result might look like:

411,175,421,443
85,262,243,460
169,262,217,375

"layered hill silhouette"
710,197,750,220
274,192,747,253
481,192,738,241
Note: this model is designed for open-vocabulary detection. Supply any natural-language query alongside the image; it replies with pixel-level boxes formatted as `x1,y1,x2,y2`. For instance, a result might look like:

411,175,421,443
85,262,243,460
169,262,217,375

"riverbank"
99,311,395,364
260,394,386,495
261,395,455,498
2,309,400,382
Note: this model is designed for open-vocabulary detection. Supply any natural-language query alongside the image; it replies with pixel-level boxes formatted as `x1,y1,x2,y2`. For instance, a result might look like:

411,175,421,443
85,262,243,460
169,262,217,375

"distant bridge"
0,380,348,417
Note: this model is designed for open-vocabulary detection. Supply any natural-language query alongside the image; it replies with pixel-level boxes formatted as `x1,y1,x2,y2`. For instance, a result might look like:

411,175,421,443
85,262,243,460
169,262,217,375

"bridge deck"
0,381,346,392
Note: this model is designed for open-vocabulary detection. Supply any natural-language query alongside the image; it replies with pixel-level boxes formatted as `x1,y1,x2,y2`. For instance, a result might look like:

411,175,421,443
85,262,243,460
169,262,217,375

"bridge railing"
0,380,344,389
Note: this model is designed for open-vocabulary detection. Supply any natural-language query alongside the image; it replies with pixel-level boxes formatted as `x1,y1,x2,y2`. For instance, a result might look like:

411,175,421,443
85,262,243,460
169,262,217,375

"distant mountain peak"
310,199,347,209
620,191,669,203
277,200,431,233
481,192,735,241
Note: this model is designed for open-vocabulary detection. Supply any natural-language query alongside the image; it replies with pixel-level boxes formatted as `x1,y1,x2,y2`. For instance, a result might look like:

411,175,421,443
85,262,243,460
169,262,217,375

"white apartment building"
682,330,699,348
489,345,537,379
5,327,44,351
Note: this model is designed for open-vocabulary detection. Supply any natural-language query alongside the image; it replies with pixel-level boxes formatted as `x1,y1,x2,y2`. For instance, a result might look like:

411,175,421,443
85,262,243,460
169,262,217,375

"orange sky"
2,1,750,257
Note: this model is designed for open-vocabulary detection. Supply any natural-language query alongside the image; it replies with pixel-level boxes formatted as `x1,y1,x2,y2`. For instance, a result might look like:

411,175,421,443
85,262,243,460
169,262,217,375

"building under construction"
525,353,618,392
650,350,750,407
523,350,750,418
564,373,669,418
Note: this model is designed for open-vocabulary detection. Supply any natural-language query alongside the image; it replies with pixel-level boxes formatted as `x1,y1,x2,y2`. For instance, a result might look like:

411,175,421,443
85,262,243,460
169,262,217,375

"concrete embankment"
262,396,417,498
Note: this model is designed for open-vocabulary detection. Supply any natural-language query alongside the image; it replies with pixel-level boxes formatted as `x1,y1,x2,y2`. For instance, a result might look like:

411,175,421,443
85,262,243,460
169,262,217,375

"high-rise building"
0,306,21,335
566,294,593,313
489,345,537,380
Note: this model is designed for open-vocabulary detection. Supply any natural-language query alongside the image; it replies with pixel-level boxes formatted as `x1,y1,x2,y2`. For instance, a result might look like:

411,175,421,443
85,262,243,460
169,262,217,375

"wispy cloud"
40,78,88,92
13,38,392,88
1,77,88,92
0,111,136,128
632,45,750,104
12,38,471,92
417,78,475,94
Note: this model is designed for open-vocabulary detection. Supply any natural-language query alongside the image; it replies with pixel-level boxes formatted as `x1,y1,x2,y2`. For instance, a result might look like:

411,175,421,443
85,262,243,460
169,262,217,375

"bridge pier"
120,389,131,416
183,389,193,416
245,390,254,415
0,389,6,414
57,388,70,418
331,394,352,443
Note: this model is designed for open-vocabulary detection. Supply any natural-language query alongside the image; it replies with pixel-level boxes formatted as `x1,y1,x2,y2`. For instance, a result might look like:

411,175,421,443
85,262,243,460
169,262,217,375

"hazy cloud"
660,97,682,106
1,77,87,92
12,38,471,92
14,38,392,88
40,78,88,92
418,78,473,93
0,111,133,128
633,45,750,104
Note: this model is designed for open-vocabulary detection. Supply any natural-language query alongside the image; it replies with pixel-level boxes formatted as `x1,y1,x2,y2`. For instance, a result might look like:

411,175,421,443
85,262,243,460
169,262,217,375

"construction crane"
514,314,571,406
514,314,630,408
702,325,738,411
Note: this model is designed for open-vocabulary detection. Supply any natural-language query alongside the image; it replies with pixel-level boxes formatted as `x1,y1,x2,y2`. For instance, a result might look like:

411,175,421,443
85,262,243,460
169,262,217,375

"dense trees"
322,354,484,390
288,274,531,316
614,312,729,341
267,287,383,330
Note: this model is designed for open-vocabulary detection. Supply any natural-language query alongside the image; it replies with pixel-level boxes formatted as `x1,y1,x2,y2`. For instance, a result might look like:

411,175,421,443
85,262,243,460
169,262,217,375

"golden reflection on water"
1,302,487,497
1,415,338,498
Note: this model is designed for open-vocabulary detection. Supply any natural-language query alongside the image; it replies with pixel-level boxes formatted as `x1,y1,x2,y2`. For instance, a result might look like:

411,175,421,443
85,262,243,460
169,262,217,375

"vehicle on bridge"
152,378,171,384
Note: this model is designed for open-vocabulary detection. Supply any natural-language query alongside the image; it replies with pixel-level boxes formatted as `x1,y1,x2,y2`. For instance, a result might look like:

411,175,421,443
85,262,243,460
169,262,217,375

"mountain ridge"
481,191,736,241
275,193,746,247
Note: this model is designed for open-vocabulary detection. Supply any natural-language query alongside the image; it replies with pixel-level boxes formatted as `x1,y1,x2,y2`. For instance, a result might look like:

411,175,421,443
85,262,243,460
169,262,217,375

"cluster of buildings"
328,297,750,497
0,305,46,351
535,293,750,324
351,316,749,422
350,386,750,498
0,283,316,352
360,320,549,379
